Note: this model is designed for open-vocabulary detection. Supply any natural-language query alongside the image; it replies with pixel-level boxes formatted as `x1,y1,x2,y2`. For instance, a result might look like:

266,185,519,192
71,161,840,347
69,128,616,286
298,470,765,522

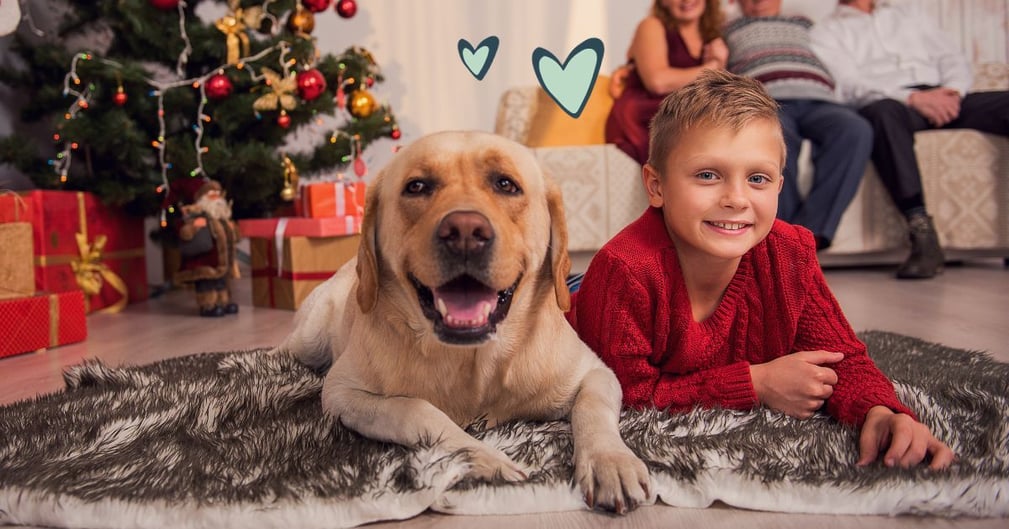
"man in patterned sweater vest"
724,0,872,251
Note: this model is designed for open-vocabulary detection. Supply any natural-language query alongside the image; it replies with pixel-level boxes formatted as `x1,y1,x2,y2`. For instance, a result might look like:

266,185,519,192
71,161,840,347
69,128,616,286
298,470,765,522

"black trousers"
858,90,1009,214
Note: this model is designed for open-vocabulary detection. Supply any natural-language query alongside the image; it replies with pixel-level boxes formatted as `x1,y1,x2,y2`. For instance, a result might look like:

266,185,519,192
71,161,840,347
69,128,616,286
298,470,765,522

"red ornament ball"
277,112,292,129
335,0,357,18
365,76,374,88
148,0,180,10
302,0,332,13
296,68,327,102
205,73,234,100
390,128,401,140
112,89,128,107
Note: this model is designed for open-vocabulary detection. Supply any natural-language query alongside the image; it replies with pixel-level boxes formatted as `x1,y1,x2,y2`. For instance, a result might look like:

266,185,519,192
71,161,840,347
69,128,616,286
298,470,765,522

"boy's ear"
642,163,664,208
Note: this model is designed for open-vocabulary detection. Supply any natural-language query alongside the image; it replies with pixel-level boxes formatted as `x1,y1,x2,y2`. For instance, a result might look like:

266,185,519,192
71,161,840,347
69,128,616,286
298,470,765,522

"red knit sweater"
568,207,914,427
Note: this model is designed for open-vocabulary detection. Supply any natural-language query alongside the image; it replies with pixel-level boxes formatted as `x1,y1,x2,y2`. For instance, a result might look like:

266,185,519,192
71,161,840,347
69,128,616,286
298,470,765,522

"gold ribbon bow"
71,232,129,314
215,0,264,64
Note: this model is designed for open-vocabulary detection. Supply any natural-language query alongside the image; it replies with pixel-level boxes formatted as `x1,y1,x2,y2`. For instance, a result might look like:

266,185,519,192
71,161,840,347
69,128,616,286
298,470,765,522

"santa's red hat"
169,177,223,205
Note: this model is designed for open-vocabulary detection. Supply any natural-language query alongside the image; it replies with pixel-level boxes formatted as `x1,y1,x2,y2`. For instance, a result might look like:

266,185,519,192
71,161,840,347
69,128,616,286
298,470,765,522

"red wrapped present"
0,193,35,300
0,191,148,313
295,180,366,218
0,290,88,358
239,215,362,238
239,217,360,310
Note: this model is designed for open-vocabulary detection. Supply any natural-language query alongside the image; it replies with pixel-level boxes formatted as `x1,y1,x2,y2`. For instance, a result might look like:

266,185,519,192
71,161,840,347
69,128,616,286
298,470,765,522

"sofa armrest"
972,62,1009,92
530,144,648,252
494,86,539,144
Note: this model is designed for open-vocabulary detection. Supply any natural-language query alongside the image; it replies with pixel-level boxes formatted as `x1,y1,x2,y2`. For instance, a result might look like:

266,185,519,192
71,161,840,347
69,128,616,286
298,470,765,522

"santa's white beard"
196,195,232,220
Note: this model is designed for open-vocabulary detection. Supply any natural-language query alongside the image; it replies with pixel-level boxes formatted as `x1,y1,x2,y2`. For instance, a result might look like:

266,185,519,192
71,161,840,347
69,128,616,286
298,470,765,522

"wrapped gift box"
295,180,366,218
239,217,362,310
0,192,35,300
0,191,148,313
0,290,88,358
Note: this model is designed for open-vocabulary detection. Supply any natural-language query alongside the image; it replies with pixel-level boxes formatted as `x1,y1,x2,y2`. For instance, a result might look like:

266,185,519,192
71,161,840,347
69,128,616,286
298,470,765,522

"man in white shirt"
811,0,1009,279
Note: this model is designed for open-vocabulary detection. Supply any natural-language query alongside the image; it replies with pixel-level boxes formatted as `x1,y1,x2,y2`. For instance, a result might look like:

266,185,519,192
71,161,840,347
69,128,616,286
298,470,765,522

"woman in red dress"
606,0,728,165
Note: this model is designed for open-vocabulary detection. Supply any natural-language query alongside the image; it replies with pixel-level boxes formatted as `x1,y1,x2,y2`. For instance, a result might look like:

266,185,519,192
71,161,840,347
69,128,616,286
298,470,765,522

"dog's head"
355,131,570,345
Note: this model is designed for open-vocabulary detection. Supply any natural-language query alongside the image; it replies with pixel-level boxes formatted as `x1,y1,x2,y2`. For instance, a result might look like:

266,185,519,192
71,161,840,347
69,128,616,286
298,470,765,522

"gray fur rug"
1,331,1007,528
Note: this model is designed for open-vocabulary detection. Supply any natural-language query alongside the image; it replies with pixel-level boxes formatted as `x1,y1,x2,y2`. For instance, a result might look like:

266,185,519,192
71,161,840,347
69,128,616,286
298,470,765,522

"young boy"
568,69,954,470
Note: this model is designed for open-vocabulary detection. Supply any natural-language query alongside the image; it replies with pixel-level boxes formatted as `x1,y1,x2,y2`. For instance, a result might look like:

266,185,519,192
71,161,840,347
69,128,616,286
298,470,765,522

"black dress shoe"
897,213,945,279
200,306,226,317
223,303,239,314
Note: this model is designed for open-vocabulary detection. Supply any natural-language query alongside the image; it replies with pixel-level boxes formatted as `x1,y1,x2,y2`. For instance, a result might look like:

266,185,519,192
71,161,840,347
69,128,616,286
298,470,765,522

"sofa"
494,64,1009,269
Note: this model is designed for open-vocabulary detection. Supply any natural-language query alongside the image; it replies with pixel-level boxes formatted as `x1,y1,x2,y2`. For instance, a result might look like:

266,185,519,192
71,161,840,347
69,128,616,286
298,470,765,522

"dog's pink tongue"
434,287,497,328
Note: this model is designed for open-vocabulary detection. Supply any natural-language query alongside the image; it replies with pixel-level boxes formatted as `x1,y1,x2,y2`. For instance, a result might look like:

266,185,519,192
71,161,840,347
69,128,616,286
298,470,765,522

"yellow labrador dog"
274,131,650,513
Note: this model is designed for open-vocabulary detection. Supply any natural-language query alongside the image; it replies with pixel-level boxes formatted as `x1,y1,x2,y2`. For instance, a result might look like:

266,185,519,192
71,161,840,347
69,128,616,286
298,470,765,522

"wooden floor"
2,259,1007,529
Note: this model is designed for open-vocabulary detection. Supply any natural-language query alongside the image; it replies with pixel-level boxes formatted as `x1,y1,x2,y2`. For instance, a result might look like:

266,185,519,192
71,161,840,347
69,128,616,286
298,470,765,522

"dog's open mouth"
410,274,518,345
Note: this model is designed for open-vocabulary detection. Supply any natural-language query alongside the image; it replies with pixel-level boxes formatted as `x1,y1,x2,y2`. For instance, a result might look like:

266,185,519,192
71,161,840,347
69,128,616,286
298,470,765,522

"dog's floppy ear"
546,180,572,311
355,174,381,313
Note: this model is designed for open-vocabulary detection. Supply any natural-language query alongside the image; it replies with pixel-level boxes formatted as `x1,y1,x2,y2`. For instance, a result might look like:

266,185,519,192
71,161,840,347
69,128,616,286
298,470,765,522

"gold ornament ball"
348,89,376,118
280,184,297,201
287,9,315,34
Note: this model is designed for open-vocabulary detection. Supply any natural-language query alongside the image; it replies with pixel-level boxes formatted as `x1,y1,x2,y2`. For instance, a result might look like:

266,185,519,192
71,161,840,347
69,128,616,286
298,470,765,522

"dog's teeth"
436,297,448,318
481,301,492,319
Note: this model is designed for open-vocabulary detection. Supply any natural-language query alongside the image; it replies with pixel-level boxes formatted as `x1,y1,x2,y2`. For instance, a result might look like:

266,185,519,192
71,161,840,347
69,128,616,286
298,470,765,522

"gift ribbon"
65,192,129,314
1,190,27,220
274,218,290,278
48,293,60,347
334,181,347,217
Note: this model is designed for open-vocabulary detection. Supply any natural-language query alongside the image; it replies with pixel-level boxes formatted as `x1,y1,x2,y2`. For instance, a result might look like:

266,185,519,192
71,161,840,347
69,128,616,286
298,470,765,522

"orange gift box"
239,217,361,310
295,180,366,218
0,191,148,313
0,290,88,358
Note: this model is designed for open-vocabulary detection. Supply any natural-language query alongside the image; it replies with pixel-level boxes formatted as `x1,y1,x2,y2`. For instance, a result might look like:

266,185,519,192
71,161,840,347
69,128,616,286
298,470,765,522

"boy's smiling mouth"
706,221,751,231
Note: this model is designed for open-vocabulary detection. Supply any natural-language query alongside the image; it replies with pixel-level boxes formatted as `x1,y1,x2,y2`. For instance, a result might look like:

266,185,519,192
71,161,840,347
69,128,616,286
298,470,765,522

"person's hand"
908,88,962,127
608,64,634,99
858,406,955,470
701,38,729,70
749,350,844,418
193,217,207,228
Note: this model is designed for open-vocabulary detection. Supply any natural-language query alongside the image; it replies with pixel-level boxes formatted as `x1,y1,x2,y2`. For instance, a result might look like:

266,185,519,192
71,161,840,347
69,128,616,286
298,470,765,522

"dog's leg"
270,265,357,370
570,367,651,514
322,370,529,482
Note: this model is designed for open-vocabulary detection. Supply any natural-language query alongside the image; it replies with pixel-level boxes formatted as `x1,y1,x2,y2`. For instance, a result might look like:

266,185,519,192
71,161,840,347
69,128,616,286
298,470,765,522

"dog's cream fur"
273,131,650,513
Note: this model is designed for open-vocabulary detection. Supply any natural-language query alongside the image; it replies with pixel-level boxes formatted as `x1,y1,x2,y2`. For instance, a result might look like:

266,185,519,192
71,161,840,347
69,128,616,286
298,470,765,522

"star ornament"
253,68,298,112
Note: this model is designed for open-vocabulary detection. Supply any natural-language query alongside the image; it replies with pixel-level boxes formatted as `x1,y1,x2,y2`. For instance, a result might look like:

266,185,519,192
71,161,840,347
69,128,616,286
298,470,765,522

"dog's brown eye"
404,179,431,196
494,176,521,195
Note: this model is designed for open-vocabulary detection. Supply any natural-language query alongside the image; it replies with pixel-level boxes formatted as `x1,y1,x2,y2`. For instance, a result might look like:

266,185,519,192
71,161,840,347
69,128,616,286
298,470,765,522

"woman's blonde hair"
652,0,725,42
647,69,784,171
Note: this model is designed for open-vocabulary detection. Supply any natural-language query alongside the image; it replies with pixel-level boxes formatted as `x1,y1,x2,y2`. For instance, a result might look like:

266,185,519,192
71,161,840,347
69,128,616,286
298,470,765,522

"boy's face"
642,118,783,263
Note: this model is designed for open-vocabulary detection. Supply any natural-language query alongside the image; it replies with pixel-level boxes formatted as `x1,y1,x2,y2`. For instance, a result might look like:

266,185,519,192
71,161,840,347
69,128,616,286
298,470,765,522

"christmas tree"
0,0,398,221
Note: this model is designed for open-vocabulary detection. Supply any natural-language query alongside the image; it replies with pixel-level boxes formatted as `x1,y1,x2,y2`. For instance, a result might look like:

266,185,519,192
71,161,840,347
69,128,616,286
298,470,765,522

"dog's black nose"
437,211,494,257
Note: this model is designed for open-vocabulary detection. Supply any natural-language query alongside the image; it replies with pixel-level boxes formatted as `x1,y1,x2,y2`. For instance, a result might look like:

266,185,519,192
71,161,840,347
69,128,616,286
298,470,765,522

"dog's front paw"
464,443,530,483
575,446,651,514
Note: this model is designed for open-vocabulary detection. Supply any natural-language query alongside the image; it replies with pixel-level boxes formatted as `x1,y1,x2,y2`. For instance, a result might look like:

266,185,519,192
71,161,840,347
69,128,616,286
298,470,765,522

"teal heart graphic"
532,38,604,118
457,36,500,81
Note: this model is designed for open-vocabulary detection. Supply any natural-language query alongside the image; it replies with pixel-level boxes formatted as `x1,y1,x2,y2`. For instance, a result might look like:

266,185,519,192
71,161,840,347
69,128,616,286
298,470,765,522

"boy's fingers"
882,420,913,467
927,439,956,470
857,423,881,466
898,433,929,468
798,350,845,365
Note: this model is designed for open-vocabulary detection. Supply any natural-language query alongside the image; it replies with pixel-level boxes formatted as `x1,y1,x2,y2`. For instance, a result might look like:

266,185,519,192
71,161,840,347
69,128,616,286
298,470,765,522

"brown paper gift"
250,235,360,310
0,192,35,300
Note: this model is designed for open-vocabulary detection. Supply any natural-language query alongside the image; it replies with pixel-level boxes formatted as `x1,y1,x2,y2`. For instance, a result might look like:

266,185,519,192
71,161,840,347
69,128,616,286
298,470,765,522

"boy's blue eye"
748,174,771,184
696,171,717,181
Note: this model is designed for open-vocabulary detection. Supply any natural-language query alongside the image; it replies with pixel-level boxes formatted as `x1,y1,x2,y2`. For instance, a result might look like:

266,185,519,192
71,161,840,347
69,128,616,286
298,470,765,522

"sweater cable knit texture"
568,208,914,427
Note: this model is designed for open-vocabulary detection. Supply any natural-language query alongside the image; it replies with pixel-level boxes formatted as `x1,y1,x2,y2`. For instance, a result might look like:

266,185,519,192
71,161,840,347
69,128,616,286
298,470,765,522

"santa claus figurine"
171,178,241,317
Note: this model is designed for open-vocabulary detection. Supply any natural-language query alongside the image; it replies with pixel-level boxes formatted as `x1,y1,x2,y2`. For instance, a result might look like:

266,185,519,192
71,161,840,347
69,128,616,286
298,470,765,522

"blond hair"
647,69,783,171
652,0,725,42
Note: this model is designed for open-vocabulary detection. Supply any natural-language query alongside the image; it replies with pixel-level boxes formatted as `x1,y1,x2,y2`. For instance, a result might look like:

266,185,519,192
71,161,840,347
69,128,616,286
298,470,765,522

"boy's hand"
193,217,207,228
750,351,844,419
858,406,955,470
